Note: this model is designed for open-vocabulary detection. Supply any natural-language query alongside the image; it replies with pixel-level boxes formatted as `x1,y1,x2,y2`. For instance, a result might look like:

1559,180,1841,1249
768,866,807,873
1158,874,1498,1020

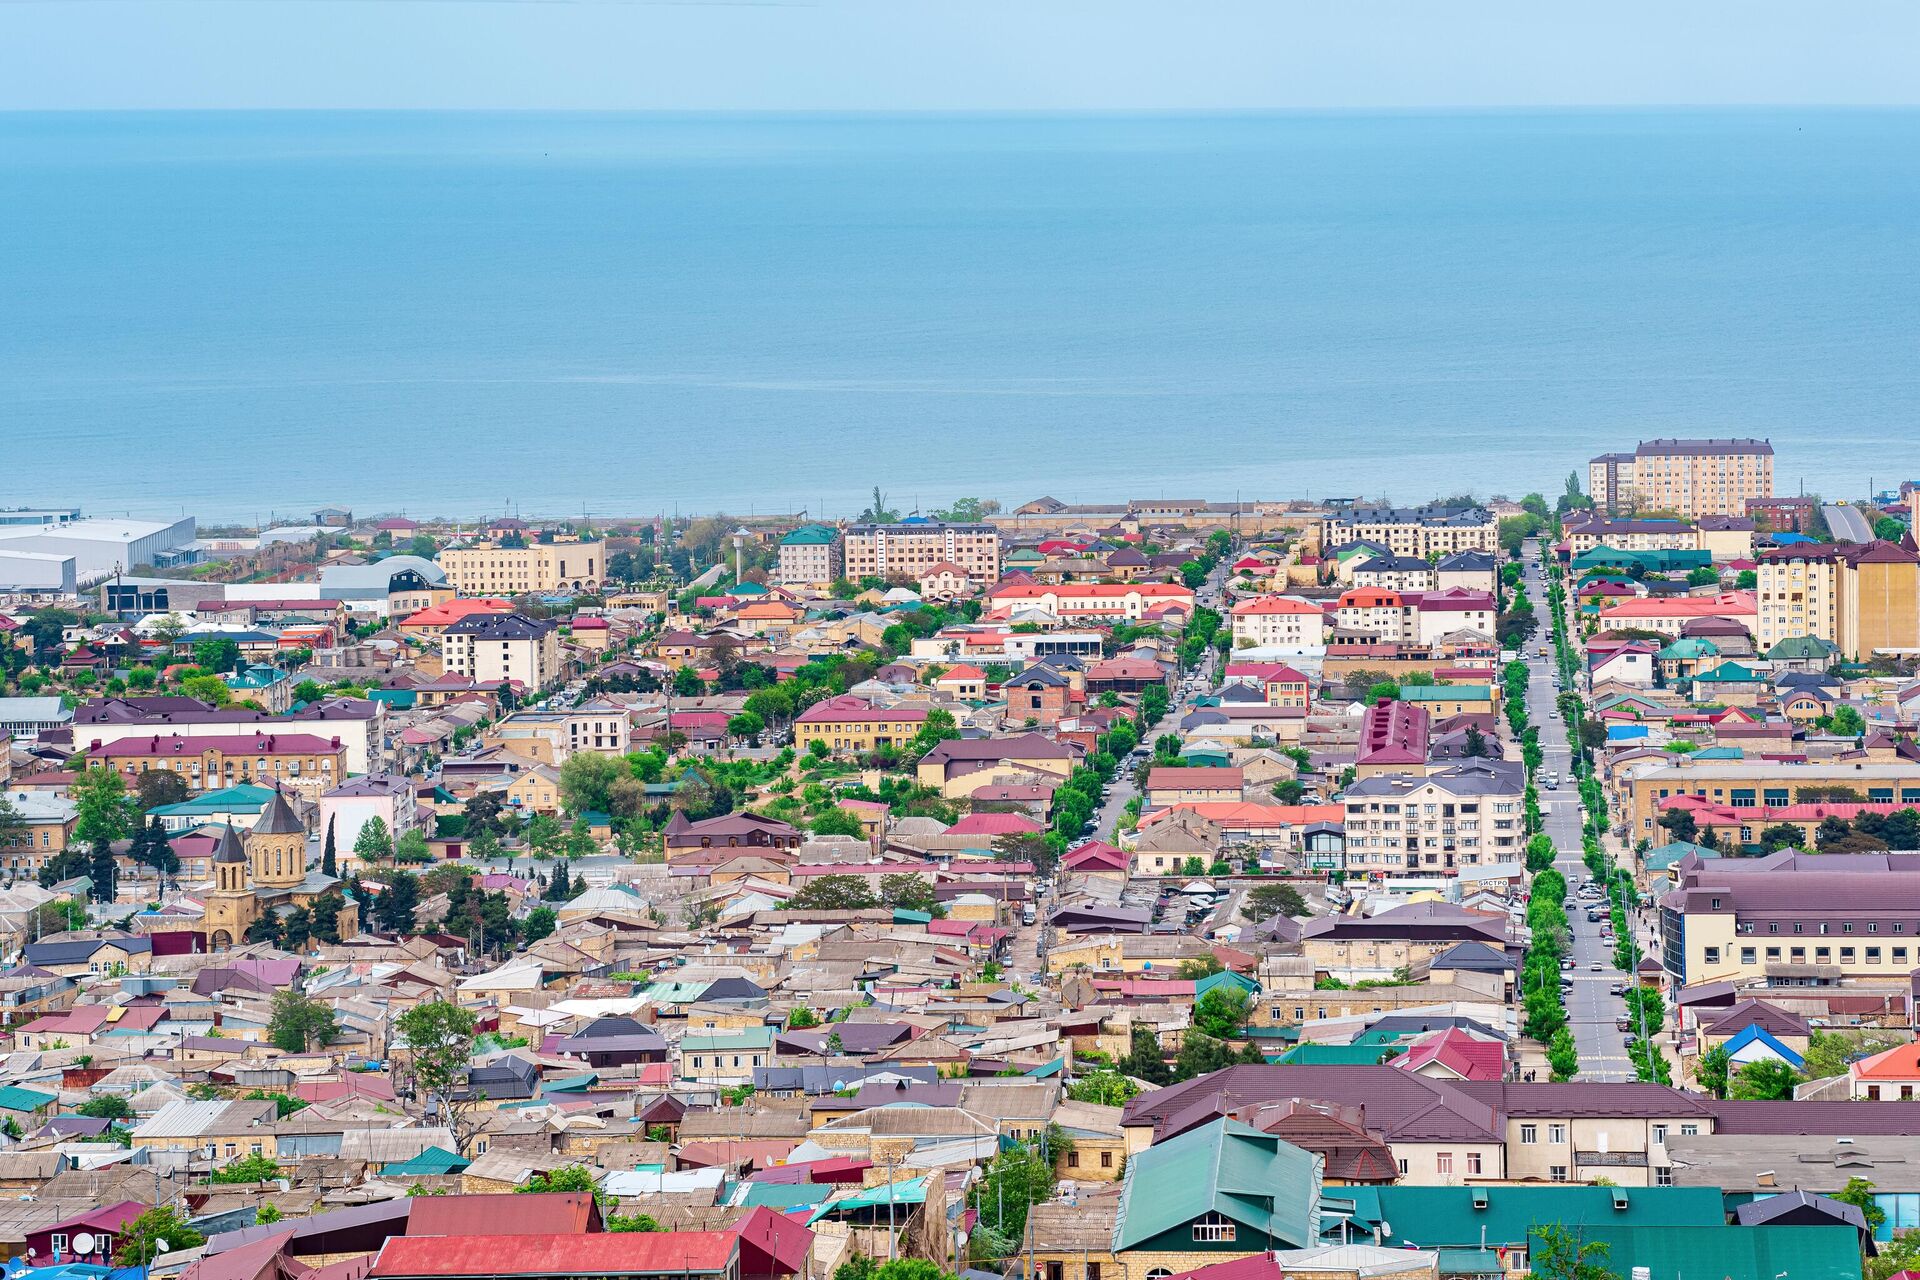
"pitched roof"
1114,1118,1319,1251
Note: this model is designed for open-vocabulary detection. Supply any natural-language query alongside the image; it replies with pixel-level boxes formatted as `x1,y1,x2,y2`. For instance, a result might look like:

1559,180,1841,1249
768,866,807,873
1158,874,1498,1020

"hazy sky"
1,0,1916,111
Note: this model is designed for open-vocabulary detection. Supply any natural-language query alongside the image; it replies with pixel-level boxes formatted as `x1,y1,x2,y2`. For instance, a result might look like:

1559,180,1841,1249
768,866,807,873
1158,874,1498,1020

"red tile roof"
372,1233,736,1280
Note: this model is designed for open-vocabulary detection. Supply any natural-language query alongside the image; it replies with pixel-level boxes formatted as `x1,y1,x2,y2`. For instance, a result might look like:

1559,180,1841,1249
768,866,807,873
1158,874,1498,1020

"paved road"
1522,540,1635,1082
1825,503,1873,543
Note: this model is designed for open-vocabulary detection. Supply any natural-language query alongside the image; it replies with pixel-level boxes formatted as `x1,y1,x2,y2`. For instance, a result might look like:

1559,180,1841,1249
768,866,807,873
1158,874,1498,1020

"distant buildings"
439,539,604,595
1754,540,1920,658
775,525,841,587
440,612,561,689
1322,505,1497,560
1587,438,1774,518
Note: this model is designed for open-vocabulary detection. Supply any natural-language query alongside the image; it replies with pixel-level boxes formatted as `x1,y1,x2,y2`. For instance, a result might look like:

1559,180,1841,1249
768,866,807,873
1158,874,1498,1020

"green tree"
1531,1224,1618,1280
878,872,938,914
118,1206,204,1265
1117,1024,1170,1086
354,815,394,863
520,1165,601,1195
786,1007,820,1030
1802,1028,1909,1080
1728,1058,1800,1100
1834,1176,1888,1235
522,906,557,943
810,807,867,838
394,828,432,864
1547,1027,1580,1081
76,1094,133,1121
559,751,622,816
1696,1044,1731,1099
192,636,242,674
72,767,132,903
1065,1069,1139,1106
256,1203,283,1225
606,1212,662,1233
1270,779,1306,804
373,869,419,934
1829,704,1867,738
210,1153,283,1183
787,874,878,911
322,816,338,878
1874,516,1907,542
395,1000,480,1146
268,989,338,1054
133,768,189,812
1192,986,1251,1039
1247,882,1308,918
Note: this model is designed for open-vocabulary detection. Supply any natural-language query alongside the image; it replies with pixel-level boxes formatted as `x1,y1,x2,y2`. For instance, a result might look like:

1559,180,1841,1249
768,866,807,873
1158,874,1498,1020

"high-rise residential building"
775,524,842,587
438,539,604,595
1587,439,1774,518
441,612,561,690
1754,540,1920,658
843,520,1000,584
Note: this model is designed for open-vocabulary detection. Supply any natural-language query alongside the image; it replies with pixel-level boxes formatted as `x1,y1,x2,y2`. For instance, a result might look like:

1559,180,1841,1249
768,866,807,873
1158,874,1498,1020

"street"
1522,539,1635,1082
1825,502,1873,543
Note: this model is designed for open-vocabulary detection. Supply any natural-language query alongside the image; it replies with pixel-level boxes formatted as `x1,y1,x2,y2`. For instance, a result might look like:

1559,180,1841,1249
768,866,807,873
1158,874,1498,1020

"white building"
0,516,197,583
1230,596,1328,648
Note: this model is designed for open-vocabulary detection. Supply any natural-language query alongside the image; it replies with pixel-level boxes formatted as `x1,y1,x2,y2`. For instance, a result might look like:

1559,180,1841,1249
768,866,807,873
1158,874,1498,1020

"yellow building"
794,694,928,755
439,539,606,595
201,791,358,949
1755,540,1919,658
1588,438,1774,518
1620,758,1920,841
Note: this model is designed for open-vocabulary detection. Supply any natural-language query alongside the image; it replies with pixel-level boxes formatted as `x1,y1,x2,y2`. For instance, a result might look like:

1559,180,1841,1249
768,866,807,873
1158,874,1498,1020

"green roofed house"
147,783,281,834
1279,1044,1402,1066
0,1085,57,1116
1640,840,1720,876
1113,1118,1321,1267
1340,1185,1727,1262
383,1146,471,1177
1528,1225,1862,1280
679,1026,775,1085
777,525,842,588
1691,661,1768,703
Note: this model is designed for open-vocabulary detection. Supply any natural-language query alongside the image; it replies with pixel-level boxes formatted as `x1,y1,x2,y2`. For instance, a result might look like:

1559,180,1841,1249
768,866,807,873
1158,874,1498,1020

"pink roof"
988,582,1193,601
1392,1027,1506,1081
795,694,928,725
1224,661,1309,684
946,812,1046,836
1231,595,1321,616
1064,841,1130,872
1601,591,1758,620
371,1232,737,1280
93,732,343,756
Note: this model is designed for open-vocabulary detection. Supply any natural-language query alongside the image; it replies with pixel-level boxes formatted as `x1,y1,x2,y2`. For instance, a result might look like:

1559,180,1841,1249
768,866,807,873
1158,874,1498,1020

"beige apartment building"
1587,438,1773,518
1754,540,1920,658
439,539,605,595
440,613,561,690
843,521,1000,584
1620,758,1920,840
482,703,632,763
775,525,841,587
1322,506,1497,560
1339,761,1526,874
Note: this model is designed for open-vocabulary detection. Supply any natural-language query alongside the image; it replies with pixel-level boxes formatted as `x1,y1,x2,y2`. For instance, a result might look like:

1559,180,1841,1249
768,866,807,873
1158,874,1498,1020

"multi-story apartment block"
441,613,561,690
1620,758,1920,841
794,693,929,755
986,582,1195,622
1587,438,1774,518
1340,759,1525,874
775,525,842,587
1754,540,1920,658
482,702,632,763
1560,516,1702,559
92,733,348,797
1334,587,1417,643
438,539,605,595
1659,849,1920,986
1229,596,1327,649
1323,506,1497,560
843,520,999,584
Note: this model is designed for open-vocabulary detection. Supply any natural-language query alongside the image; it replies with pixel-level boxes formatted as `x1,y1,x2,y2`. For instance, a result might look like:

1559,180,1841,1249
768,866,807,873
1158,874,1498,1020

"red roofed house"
918,561,976,602
370,1233,739,1280
1390,1027,1506,1081
91,733,348,798
1145,767,1245,808
1849,1042,1920,1100
27,1201,146,1267
946,812,1046,840
398,598,513,641
793,694,928,756
1064,840,1132,883
985,581,1195,622
1224,661,1310,708
1355,699,1430,778
1229,595,1327,648
1084,656,1171,695
934,664,986,699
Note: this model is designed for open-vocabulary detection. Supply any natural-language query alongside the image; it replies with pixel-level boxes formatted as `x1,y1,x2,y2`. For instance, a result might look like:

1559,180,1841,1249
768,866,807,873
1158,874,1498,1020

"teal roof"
541,1072,600,1094
0,1085,56,1113
1696,661,1764,683
1346,1186,1726,1249
1279,1044,1399,1065
1656,638,1719,660
1532,1225,1860,1280
1195,970,1261,999
736,1182,836,1210
644,980,709,1004
892,908,933,925
1399,684,1491,700
149,783,277,818
1690,746,1745,760
1766,635,1840,660
225,665,287,690
780,525,837,546
807,1176,929,1224
369,689,418,709
1024,1057,1064,1078
682,1027,774,1053
1641,840,1721,871
382,1146,471,1176
1114,1117,1319,1251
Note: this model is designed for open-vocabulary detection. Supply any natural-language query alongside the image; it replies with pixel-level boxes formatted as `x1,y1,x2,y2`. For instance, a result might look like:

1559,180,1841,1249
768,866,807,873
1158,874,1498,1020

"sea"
3,109,1917,525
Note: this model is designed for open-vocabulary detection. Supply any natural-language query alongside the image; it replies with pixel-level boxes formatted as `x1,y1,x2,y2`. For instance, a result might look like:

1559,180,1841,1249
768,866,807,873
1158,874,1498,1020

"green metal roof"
541,1072,600,1094
736,1182,836,1210
1346,1186,1726,1249
1641,840,1721,871
1279,1044,1398,1066
1766,635,1840,660
1696,661,1764,683
1532,1224,1861,1280
806,1176,929,1224
1195,971,1260,999
780,525,837,546
1399,684,1491,700
149,783,277,817
382,1146,471,1176
682,1027,775,1053
1656,637,1719,659
1113,1117,1319,1251
0,1085,56,1113
892,908,933,925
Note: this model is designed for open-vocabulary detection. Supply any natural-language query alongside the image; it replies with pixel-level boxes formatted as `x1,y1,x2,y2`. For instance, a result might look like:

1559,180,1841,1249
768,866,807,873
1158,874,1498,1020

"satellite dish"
71,1234,96,1255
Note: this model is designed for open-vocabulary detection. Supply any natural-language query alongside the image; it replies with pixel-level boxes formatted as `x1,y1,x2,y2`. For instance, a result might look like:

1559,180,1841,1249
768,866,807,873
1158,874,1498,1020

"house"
935,664,987,700
681,1027,776,1084
665,813,802,861
918,561,975,602
917,734,1082,796
440,613,561,691
1110,1118,1319,1280
1004,664,1075,728
1145,767,1245,808
25,1202,146,1267
1230,596,1327,649
793,695,928,755
1849,1043,1920,1101
370,1232,740,1280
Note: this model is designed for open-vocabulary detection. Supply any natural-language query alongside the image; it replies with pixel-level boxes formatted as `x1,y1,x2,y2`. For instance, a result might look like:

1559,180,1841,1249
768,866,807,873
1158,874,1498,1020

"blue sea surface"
2,109,1916,522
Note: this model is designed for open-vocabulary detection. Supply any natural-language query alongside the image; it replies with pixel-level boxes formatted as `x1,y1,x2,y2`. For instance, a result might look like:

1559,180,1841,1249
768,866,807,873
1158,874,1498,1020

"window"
1520,1124,1538,1144
1550,1165,1570,1183
1191,1215,1237,1243
1397,1158,1409,1176
1656,1166,1674,1187
1549,1123,1568,1144
1068,1151,1080,1168
1652,1124,1667,1146
52,1236,68,1257
1704,947,1721,965
1100,1151,1113,1169
1680,1123,1699,1136
1437,1152,1454,1175
1467,1152,1483,1175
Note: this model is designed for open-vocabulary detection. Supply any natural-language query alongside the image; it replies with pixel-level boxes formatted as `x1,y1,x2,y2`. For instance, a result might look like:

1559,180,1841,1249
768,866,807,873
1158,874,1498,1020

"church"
201,790,358,948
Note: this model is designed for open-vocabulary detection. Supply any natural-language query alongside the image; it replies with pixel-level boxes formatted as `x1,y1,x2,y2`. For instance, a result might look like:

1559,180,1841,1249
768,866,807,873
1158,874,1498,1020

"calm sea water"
3,110,1917,524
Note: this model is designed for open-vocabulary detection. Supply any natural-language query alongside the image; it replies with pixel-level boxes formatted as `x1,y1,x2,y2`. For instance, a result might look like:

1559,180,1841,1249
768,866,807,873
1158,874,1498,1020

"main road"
1825,503,1874,543
1522,539,1635,1082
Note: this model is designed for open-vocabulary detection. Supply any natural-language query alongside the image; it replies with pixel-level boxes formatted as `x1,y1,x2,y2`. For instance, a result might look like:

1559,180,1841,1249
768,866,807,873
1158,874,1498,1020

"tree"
192,636,242,674
77,1094,133,1121
1531,1224,1618,1280
858,487,901,524
607,1212,663,1233
559,751,622,816
1829,704,1867,738
546,858,572,902
787,874,878,911
268,989,338,1054
322,816,338,878
72,767,132,904
1656,807,1698,844
522,906,557,943
1728,1057,1800,1100
1695,1044,1730,1098
1117,1024,1170,1086
1757,822,1804,852
354,815,394,864
811,807,867,838
786,1006,820,1030
1875,516,1907,542
1270,779,1306,804
1802,1028,1909,1080
118,1206,205,1265
210,1152,283,1184
1065,1069,1139,1106
256,1203,283,1225
394,829,432,864
1247,882,1308,919
520,1165,601,1196
1834,1175,1888,1235
129,815,180,878
1869,1231,1920,1280
878,872,939,914
133,768,189,811
1192,986,1251,1039
395,1000,480,1145
909,708,961,758
1547,1027,1580,1081
373,870,419,934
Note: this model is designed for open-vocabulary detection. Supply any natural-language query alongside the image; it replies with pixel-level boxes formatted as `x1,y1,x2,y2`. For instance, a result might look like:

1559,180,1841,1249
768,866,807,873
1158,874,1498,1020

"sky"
0,1,1916,111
